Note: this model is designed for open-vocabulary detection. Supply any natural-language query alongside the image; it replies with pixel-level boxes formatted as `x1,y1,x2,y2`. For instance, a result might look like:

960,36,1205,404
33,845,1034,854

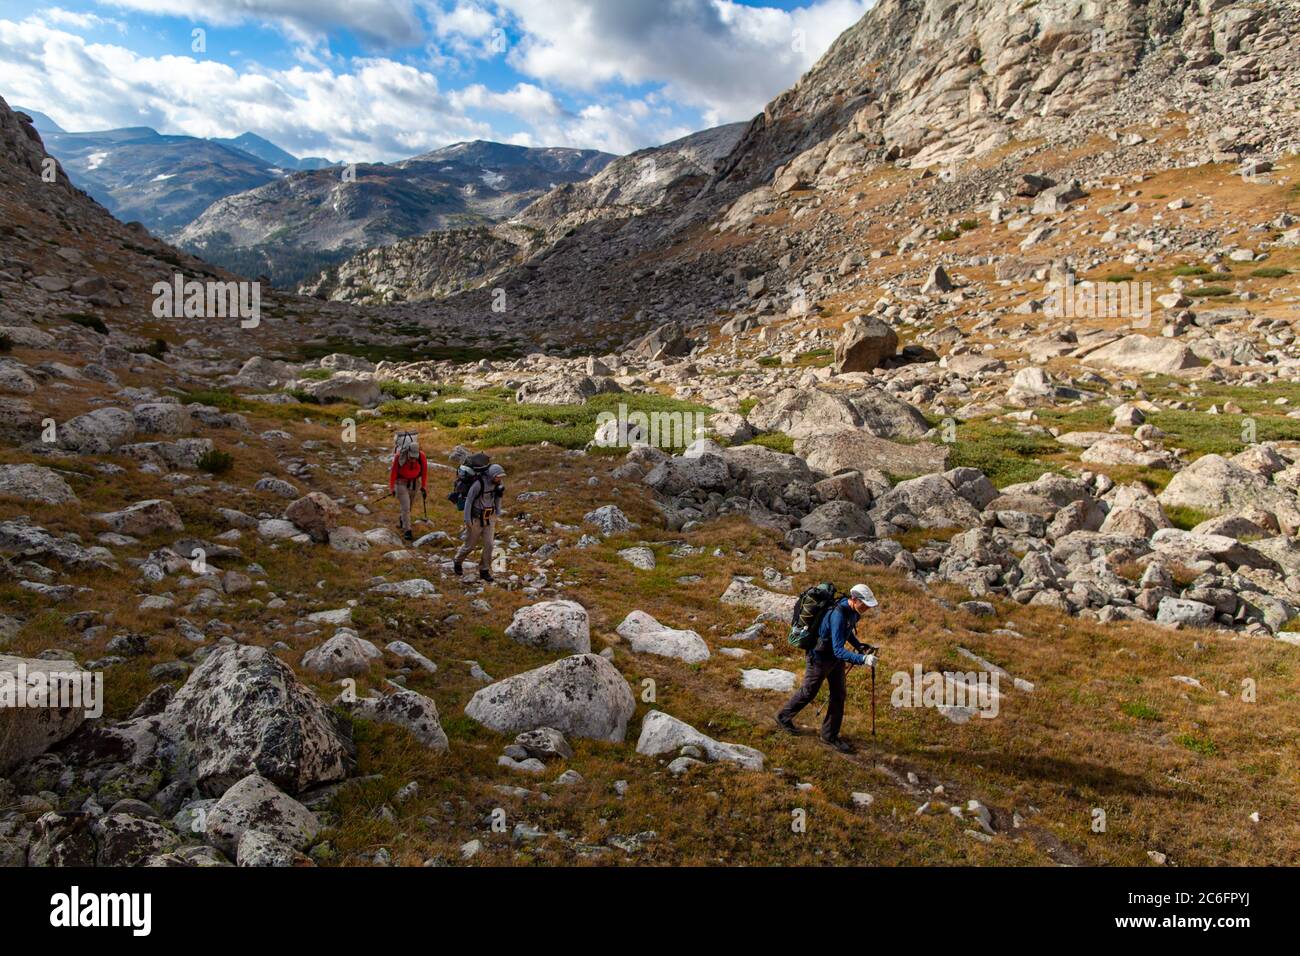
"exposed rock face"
517,375,622,405
504,600,592,655
464,654,635,742
834,316,899,373
1081,335,1201,375
1159,454,1300,532
518,125,747,240
94,500,184,536
0,464,78,505
796,430,949,479
616,611,711,664
300,630,381,678
344,689,450,751
300,374,382,407
60,407,136,454
205,773,320,858
156,645,354,796
644,452,731,496
710,0,1230,201
749,388,860,439
299,228,524,305
284,492,342,543
0,655,90,773
720,579,798,621
635,711,765,771
801,499,876,539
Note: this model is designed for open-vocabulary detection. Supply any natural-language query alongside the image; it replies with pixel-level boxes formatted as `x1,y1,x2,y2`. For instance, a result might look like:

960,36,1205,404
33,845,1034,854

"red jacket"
390,452,428,491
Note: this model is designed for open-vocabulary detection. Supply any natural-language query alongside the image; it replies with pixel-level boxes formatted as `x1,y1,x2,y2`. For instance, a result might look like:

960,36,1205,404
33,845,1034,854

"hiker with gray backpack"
777,582,880,754
451,453,505,582
388,432,428,543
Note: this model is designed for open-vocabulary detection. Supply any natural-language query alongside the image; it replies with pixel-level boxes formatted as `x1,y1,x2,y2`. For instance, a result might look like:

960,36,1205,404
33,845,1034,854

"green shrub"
298,368,334,381
1105,273,1135,283
1173,265,1210,276
61,312,108,334
746,432,795,454
1251,267,1289,279
958,220,979,232
180,389,244,411
1186,286,1232,298
138,338,168,359
947,421,1061,488
756,356,783,368
1122,701,1161,721
738,398,759,416
1164,505,1213,531
380,391,715,454
935,229,960,242
1177,734,1218,757
197,449,234,475
284,388,322,405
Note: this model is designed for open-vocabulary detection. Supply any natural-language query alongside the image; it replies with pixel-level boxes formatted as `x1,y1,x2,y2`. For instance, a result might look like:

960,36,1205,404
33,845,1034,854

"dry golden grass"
12,388,1295,867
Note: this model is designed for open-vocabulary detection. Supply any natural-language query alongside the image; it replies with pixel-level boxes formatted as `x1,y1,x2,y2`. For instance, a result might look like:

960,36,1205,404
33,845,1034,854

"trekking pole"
421,489,429,522
871,664,877,738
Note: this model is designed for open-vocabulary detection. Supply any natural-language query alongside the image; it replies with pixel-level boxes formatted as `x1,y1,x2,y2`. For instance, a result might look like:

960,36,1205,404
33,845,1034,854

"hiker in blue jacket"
777,584,880,753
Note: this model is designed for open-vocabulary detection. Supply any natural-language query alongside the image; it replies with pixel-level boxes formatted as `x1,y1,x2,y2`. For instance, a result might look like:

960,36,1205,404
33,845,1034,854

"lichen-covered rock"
59,406,136,454
156,645,354,796
205,773,320,858
636,711,764,770
92,812,180,866
0,464,78,505
0,654,90,773
504,600,591,654
300,630,381,678
344,689,449,751
93,499,184,536
465,654,634,742
616,611,711,664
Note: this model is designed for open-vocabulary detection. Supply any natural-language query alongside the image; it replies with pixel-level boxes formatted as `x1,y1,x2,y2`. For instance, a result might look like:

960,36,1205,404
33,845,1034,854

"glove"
862,654,877,668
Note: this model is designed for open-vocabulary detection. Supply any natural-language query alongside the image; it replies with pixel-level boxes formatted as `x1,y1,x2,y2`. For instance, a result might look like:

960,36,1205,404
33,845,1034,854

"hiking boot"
480,569,494,583
775,716,798,736
822,737,855,755
404,530,414,543
453,562,463,576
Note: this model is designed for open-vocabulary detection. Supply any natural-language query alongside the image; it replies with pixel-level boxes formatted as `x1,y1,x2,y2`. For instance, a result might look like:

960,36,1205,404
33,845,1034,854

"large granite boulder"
464,654,635,742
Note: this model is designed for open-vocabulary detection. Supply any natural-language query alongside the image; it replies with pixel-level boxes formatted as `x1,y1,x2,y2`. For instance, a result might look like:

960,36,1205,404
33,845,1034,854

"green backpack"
787,583,842,651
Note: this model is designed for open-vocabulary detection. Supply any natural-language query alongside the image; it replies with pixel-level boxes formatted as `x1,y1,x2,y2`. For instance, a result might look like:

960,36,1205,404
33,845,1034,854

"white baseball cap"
850,584,879,608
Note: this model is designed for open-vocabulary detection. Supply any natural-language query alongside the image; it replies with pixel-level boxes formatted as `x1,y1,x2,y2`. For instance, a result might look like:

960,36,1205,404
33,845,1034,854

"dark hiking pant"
778,654,848,742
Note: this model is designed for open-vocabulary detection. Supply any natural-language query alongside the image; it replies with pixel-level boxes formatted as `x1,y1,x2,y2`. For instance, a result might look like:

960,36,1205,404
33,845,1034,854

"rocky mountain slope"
26,119,332,238
209,133,333,172
298,125,746,306
2,0,1300,870
178,141,615,289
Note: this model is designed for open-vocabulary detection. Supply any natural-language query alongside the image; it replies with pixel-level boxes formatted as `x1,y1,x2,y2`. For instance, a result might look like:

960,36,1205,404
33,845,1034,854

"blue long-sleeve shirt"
816,599,867,665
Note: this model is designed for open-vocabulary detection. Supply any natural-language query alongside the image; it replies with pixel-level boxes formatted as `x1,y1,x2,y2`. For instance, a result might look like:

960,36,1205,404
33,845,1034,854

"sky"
0,0,875,163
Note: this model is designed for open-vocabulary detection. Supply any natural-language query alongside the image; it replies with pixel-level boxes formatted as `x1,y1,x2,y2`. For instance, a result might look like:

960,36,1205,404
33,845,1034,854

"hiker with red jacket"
389,432,427,542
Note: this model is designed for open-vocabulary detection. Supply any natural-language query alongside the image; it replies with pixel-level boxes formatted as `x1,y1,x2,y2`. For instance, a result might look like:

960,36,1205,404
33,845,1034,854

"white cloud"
496,0,874,123
1,2,877,161
431,1,496,39
41,7,128,34
0,16,481,160
0,15,686,159
99,0,425,48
